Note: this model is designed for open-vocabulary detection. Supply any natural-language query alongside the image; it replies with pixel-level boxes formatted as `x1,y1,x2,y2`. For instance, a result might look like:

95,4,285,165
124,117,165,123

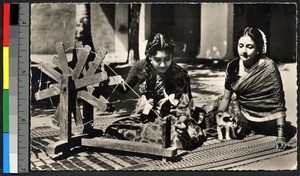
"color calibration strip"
18,3,30,173
10,3,20,174
3,3,25,173
3,2,10,174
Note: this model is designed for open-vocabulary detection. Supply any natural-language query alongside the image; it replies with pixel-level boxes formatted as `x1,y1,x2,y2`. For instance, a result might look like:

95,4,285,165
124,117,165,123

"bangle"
216,110,224,114
278,128,284,132
278,125,284,130
277,125,285,138
276,137,286,141
278,125,284,128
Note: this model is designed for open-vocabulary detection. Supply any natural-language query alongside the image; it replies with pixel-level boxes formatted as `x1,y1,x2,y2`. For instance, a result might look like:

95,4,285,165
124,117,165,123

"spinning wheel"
35,42,119,125
35,41,117,117
34,42,177,159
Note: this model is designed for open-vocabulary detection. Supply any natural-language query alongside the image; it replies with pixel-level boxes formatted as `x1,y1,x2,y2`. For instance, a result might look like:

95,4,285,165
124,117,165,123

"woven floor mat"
30,126,297,171
133,135,297,170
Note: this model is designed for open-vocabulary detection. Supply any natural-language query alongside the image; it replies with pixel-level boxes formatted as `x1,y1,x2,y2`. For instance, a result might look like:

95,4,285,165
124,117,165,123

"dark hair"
144,33,175,99
233,27,265,57
145,33,175,57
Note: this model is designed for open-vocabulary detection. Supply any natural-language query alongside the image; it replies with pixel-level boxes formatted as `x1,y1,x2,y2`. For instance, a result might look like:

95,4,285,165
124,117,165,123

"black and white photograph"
30,2,297,171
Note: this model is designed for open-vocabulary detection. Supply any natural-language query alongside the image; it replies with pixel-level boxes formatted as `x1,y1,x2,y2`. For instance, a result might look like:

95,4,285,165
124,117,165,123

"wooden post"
59,75,71,141
162,116,171,149
74,102,83,129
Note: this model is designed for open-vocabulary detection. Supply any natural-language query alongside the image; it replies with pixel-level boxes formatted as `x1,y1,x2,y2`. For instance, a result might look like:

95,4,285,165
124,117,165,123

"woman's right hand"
217,89,233,112
114,75,125,85
174,116,189,134
113,75,127,92
142,98,154,115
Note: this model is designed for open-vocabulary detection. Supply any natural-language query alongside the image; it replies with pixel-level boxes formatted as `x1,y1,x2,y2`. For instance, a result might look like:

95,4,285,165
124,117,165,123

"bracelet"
278,125,284,131
278,125,284,129
278,128,284,132
216,110,224,113
276,137,286,141
277,125,285,139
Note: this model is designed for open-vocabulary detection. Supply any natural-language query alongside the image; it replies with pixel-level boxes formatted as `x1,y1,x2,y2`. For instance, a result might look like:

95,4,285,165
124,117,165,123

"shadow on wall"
31,4,76,54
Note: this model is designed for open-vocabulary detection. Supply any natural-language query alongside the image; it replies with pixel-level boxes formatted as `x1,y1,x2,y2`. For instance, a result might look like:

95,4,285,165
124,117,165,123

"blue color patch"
3,133,10,173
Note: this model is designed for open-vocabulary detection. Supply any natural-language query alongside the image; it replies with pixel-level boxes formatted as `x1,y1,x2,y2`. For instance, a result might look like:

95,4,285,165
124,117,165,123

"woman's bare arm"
218,89,233,111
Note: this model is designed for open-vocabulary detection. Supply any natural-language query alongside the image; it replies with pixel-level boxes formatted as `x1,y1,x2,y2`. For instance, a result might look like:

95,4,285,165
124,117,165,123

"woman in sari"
218,27,287,149
106,33,206,150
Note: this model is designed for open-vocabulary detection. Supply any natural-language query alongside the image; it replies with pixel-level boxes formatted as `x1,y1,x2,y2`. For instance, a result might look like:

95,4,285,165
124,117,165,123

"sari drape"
231,57,286,120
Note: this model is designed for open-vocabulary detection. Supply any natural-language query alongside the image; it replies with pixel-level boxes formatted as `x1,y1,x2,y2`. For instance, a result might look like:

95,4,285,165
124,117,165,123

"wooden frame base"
82,137,177,157
47,134,88,155
47,135,177,158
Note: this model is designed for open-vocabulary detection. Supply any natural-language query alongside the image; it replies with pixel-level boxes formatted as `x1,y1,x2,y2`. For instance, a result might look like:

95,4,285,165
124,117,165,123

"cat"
170,115,206,150
216,111,239,140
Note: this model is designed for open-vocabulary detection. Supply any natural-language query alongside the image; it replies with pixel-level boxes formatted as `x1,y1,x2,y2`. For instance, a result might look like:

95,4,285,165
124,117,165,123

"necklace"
239,59,260,75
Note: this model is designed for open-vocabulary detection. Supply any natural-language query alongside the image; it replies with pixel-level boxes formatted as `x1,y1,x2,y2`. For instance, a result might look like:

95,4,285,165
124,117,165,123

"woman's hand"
218,89,233,112
276,119,287,150
132,96,153,115
276,137,287,150
115,75,126,89
142,98,154,115
174,116,188,134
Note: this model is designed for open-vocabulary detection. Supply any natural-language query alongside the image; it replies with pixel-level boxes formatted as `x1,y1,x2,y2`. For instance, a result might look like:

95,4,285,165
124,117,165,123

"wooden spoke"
84,48,107,76
99,95,109,103
35,83,60,100
74,72,108,89
52,56,74,72
77,90,107,112
72,45,91,79
37,63,61,82
56,42,70,75
52,56,61,69
86,62,98,77
74,41,83,59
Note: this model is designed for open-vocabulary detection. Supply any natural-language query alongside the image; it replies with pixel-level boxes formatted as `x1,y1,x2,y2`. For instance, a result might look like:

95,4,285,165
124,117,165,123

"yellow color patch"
3,47,9,89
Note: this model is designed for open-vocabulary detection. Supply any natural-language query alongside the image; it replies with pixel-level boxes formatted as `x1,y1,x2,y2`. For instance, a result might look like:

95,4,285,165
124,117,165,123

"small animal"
216,111,238,140
171,115,206,150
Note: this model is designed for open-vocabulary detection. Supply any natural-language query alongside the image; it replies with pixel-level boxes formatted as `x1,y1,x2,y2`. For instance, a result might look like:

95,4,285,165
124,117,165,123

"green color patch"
3,90,9,132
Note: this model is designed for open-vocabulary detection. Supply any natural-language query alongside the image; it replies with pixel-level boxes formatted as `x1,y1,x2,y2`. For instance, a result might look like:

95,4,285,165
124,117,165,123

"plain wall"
31,4,115,54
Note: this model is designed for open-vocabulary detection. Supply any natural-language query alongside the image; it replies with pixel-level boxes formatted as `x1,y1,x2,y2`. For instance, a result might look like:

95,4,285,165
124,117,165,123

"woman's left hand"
276,137,287,150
